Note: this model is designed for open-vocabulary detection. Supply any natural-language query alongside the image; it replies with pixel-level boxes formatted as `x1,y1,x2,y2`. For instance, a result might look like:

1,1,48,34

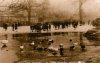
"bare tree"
79,0,87,25
8,0,49,24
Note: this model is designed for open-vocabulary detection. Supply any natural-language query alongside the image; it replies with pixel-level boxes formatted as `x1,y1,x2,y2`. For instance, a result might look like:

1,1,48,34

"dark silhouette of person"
3,23,8,31
80,42,86,51
48,24,51,30
15,22,18,31
30,24,34,32
69,39,75,51
59,44,64,56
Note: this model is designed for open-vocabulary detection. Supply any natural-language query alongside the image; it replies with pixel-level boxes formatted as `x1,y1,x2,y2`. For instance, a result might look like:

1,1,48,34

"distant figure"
37,46,43,51
59,44,64,56
48,24,51,30
69,39,75,51
80,42,86,51
3,23,8,31
30,25,34,32
15,22,18,31
12,22,18,31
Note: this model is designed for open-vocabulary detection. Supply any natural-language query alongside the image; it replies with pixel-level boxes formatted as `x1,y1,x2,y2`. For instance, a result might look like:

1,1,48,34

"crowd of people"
2,21,81,32
1,21,86,57
19,38,86,57
30,21,79,32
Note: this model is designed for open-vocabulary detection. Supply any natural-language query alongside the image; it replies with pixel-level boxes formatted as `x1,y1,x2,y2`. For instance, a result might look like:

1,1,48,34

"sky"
49,0,100,21
0,0,100,21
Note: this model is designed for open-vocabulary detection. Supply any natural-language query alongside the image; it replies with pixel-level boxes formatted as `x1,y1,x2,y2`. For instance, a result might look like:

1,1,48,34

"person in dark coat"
30,24,34,32
15,22,18,31
59,44,64,56
3,23,8,31
80,42,86,51
48,24,51,30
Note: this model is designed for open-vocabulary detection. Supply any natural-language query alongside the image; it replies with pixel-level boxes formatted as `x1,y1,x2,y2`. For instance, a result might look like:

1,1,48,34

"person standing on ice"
59,44,64,56
3,23,8,31
69,39,75,51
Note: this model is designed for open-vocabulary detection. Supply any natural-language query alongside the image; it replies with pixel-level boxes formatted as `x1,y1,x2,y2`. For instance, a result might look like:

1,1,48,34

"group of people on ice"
19,38,86,57
59,39,86,56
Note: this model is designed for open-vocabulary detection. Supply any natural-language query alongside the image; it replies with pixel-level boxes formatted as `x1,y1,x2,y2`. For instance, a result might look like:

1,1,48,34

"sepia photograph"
0,0,100,63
